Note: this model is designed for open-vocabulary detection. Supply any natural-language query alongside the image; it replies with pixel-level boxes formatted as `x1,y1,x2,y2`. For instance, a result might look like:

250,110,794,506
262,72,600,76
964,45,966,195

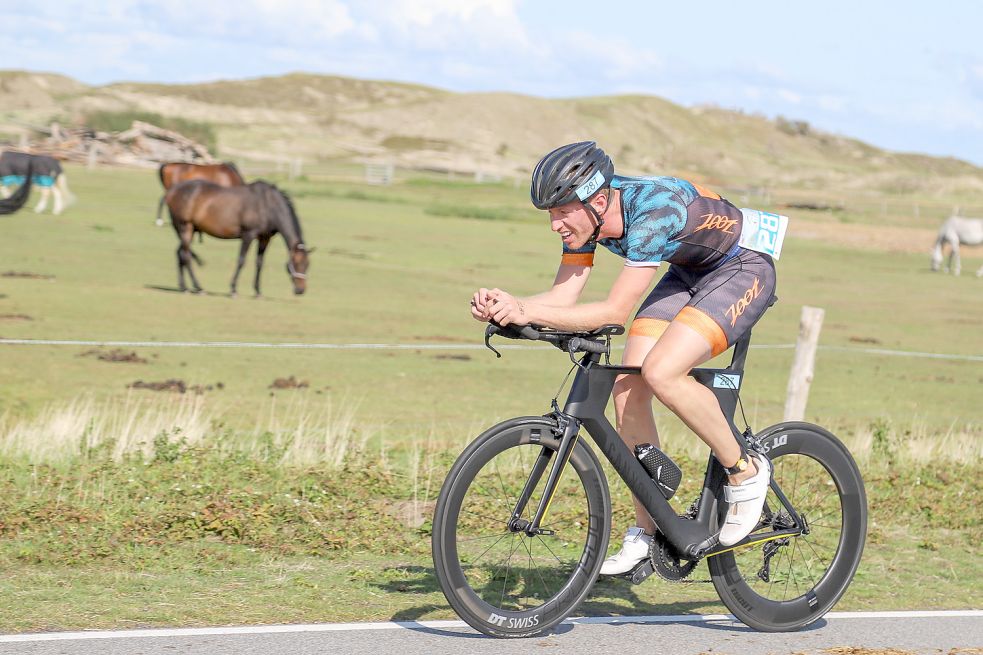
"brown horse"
155,162,245,226
164,179,312,296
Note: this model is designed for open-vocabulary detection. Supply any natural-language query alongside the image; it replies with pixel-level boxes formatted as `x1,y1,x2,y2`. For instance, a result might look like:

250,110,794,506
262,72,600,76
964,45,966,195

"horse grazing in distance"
155,161,245,226
0,151,75,215
164,179,313,295
0,163,32,215
931,215,983,277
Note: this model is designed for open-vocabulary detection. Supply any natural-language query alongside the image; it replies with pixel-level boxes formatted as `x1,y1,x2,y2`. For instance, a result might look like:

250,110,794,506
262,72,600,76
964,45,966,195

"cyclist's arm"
497,265,659,332
522,263,592,307
472,263,589,320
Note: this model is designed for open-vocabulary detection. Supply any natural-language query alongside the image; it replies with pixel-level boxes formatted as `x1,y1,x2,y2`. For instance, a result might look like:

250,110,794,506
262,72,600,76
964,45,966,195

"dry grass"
0,393,212,462
252,394,368,468
0,395,977,477
845,418,982,465
0,395,373,469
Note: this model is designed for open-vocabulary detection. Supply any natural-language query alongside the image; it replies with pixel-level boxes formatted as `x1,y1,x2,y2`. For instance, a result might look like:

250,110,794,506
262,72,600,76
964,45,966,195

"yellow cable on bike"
539,433,579,525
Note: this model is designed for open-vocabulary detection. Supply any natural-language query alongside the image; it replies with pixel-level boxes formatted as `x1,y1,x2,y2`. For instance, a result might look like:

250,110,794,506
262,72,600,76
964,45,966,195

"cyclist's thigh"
624,266,692,366
684,249,776,354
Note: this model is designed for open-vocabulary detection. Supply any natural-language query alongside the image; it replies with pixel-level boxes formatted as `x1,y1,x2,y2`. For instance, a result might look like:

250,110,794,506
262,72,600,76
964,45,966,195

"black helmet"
530,141,614,210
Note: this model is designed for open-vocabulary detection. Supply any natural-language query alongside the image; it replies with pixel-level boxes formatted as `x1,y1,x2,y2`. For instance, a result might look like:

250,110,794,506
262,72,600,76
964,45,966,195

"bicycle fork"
507,411,580,537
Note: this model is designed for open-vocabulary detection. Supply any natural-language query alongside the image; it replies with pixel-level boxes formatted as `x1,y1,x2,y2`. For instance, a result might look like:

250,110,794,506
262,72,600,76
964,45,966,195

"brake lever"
567,338,590,370
484,324,503,358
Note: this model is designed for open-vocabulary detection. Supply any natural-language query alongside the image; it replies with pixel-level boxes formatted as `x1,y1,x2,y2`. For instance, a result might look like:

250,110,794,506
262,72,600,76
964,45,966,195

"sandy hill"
2,70,982,203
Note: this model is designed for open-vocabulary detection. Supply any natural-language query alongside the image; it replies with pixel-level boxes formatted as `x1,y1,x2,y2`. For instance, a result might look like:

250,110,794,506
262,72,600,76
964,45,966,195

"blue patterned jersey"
561,175,743,270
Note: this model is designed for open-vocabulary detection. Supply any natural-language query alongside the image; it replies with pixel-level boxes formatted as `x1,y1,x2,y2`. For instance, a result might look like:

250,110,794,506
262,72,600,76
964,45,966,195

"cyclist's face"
549,201,592,248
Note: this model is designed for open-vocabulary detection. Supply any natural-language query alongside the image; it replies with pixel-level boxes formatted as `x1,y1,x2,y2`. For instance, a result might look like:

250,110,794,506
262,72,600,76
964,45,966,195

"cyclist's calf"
612,374,658,436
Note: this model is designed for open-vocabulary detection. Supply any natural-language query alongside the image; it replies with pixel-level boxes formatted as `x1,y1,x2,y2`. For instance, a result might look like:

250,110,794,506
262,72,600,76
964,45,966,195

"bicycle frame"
515,332,805,560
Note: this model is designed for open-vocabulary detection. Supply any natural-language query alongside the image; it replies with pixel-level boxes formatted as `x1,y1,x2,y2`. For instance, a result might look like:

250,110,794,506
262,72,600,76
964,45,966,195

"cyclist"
470,141,776,574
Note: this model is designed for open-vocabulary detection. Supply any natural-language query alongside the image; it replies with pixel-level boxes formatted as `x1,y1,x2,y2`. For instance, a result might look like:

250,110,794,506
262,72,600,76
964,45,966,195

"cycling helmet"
530,141,614,210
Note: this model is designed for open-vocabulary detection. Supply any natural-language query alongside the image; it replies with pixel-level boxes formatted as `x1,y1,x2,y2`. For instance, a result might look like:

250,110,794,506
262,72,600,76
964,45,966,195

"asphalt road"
1,611,979,655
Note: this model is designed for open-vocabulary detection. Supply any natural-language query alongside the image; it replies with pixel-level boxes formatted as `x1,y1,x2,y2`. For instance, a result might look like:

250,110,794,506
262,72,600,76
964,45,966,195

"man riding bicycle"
470,141,777,575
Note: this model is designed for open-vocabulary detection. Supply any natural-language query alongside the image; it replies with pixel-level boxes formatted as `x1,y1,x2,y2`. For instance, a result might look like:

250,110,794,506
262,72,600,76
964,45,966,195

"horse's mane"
222,161,245,184
252,180,303,242
277,186,303,242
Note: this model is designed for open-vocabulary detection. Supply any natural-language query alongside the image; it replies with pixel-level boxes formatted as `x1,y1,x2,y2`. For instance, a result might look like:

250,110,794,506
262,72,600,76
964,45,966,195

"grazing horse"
931,215,983,277
155,162,245,226
0,151,74,215
165,179,312,295
0,163,32,215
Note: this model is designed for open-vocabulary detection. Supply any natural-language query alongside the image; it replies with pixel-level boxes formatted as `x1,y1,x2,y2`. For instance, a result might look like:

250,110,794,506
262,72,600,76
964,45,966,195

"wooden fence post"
784,306,825,421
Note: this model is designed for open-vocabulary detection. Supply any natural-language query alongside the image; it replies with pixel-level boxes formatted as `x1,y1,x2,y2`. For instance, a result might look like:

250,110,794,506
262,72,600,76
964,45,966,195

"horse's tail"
155,194,168,227
190,249,205,266
0,162,32,215
158,162,170,187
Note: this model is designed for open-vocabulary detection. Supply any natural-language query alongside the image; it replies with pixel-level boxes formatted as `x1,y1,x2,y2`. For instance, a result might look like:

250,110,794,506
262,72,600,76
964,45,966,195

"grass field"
0,163,980,631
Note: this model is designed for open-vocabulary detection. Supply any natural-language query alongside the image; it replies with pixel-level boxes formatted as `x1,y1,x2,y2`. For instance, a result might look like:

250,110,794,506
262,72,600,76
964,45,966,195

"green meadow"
0,163,979,631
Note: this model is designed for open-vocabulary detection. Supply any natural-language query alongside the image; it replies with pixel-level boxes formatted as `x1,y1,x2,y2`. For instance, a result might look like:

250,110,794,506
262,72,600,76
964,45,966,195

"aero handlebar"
483,322,622,361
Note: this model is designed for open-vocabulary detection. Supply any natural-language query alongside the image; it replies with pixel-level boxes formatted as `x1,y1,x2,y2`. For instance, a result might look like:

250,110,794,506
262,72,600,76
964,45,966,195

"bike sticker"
575,170,606,201
487,612,507,626
713,373,741,389
487,612,540,629
739,208,789,259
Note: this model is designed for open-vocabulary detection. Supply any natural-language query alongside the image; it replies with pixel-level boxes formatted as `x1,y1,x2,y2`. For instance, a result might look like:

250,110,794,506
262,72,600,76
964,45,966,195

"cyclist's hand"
470,288,492,322
486,288,528,327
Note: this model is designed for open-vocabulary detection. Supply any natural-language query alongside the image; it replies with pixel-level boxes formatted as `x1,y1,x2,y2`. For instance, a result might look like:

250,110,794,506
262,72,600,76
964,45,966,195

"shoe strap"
723,476,769,503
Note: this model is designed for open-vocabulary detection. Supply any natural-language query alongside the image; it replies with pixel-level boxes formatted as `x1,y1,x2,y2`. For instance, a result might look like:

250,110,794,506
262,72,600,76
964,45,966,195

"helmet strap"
582,195,606,245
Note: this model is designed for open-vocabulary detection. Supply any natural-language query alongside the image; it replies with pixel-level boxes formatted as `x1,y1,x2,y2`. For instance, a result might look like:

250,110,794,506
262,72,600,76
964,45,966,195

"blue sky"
2,1,982,165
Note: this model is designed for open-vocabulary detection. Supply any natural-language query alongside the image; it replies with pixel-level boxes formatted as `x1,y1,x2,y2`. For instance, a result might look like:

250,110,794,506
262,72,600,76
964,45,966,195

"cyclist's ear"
587,188,610,213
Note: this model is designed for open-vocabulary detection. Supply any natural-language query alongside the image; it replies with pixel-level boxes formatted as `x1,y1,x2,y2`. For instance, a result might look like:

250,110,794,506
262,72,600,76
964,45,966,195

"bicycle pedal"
624,559,655,585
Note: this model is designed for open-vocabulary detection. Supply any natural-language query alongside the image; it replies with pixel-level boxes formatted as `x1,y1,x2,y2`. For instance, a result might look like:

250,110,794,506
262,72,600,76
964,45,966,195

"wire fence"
1,338,980,362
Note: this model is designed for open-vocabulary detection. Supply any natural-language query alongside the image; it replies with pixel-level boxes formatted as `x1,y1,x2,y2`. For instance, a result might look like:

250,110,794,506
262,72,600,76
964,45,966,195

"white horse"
931,215,983,277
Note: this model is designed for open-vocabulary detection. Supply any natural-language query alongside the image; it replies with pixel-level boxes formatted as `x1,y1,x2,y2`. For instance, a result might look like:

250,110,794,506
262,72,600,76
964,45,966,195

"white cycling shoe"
719,453,772,547
599,526,652,576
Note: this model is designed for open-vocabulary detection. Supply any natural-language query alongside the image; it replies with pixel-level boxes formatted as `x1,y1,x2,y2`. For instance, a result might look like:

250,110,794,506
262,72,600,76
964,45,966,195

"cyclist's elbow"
603,303,632,327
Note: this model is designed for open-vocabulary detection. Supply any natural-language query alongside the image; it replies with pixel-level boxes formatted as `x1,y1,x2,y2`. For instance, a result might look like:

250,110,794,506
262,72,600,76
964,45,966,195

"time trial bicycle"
432,322,867,637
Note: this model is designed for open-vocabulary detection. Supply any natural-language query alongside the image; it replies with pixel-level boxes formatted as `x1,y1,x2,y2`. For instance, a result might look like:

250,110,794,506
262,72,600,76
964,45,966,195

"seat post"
728,332,752,372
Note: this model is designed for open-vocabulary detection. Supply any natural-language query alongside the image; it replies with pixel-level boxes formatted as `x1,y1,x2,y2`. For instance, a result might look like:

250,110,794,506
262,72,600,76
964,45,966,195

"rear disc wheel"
709,422,867,631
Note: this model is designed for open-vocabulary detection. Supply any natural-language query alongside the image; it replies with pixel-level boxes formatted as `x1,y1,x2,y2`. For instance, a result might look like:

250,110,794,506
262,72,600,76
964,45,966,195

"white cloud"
817,95,847,112
2,2,983,163
776,89,802,105
742,86,762,101
365,0,517,26
352,0,533,54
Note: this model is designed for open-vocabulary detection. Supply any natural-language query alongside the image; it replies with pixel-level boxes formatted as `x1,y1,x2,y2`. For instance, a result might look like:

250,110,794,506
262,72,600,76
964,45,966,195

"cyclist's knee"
641,360,684,403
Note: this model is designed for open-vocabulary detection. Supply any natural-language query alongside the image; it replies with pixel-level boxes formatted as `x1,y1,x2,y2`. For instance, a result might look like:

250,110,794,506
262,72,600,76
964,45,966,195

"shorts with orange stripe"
628,248,776,357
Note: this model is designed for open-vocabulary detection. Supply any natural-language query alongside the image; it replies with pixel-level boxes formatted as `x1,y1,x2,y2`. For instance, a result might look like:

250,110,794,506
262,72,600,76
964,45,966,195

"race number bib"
739,208,789,259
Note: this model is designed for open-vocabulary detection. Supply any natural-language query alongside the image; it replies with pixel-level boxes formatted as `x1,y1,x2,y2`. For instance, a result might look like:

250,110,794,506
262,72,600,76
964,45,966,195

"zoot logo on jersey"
695,212,739,234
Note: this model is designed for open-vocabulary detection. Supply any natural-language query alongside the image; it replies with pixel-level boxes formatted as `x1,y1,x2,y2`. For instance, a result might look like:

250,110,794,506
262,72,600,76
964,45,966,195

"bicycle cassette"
649,531,698,582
